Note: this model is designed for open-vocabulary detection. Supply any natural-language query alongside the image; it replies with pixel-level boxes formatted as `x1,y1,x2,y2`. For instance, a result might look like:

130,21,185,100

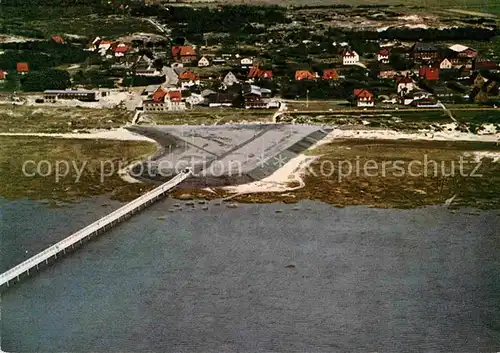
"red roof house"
152,87,167,102
295,70,315,81
419,67,439,81
377,48,390,63
248,66,273,79
0,71,6,80
171,45,197,63
353,89,374,107
178,70,199,81
112,43,130,56
51,35,65,44
167,90,182,102
474,59,498,71
16,62,29,74
322,69,339,80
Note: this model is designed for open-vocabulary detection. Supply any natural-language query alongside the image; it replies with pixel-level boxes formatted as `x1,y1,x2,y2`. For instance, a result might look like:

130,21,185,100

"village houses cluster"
3,34,498,111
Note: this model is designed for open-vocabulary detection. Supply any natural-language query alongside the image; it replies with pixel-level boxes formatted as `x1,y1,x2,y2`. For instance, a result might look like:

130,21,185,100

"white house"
240,57,253,68
440,58,453,70
343,50,359,65
198,56,210,67
397,77,416,95
143,89,186,112
223,71,239,86
185,93,204,106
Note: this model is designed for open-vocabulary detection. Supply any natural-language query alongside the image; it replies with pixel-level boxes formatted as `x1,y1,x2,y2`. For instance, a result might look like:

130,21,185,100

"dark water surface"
1,198,500,352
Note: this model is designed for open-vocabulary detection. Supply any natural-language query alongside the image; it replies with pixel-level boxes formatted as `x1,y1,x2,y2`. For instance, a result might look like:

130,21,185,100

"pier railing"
0,170,192,289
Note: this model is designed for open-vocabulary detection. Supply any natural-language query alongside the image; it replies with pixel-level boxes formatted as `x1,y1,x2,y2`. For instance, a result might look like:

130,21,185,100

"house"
240,57,253,68
178,70,200,88
96,39,115,56
295,70,315,80
354,89,374,107
178,70,199,82
419,67,439,81
449,44,477,59
16,62,29,74
143,87,186,112
411,97,439,108
208,92,235,107
378,64,397,79
171,45,197,64
248,66,273,79
0,70,7,81
43,89,99,103
198,56,210,67
51,35,65,44
87,36,102,51
223,71,239,86
112,43,130,57
243,84,276,109
185,93,204,106
440,58,453,70
411,42,440,61
397,77,415,95
212,57,227,65
322,69,339,80
377,48,390,63
135,67,162,77
474,59,498,71
343,49,359,65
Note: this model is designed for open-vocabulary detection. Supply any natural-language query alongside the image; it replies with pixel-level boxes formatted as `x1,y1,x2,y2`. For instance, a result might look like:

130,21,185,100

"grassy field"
279,109,500,132
0,136,157,203
0,106,133,133
144,108,275,125
185,139,500,209
0,9,160,39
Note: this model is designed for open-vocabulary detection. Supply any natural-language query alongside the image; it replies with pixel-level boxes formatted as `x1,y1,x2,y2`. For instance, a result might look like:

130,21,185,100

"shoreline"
1,125,499,201
219,126,500,196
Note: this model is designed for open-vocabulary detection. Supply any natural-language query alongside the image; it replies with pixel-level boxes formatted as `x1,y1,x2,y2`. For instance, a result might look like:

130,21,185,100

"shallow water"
1,198,500,352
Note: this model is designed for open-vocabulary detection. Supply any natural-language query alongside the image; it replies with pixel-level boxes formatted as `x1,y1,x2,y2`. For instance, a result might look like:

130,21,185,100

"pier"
0,169,192,290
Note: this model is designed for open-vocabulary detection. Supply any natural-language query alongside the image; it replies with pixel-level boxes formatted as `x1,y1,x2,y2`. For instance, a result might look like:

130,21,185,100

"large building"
411,42,440,61
142,87,186,112
243,85,275,109
43,90,101,103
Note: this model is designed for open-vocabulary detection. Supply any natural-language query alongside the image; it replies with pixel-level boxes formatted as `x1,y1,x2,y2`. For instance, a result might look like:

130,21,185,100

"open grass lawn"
0,106,133,133
0,136,157,203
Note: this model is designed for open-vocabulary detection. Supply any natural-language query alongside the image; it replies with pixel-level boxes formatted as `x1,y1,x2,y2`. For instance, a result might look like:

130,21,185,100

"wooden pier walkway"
0,169,192,289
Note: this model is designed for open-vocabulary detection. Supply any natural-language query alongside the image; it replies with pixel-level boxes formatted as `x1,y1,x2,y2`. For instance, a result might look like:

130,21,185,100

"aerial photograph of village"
0,0,499,351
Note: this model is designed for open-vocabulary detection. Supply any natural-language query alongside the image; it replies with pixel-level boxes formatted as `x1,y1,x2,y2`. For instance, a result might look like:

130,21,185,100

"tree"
21,69,70,91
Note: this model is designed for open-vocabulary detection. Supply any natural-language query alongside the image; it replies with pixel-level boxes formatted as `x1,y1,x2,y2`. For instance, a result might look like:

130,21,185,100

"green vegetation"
0,1,158,38
0,42,92,71
203,139,500,210
144,109,274,125
0,106,133,133
0,136,156,202
20,69,71,91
